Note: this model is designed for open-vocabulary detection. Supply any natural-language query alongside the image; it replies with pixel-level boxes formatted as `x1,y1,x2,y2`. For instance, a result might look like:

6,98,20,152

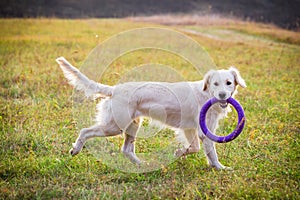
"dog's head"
203,67,246,108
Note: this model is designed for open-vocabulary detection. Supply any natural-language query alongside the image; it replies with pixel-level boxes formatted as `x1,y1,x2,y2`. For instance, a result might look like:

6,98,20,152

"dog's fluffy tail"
56,57,114,98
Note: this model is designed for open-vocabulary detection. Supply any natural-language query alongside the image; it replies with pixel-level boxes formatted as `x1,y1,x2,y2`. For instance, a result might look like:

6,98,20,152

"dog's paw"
175,146,199,158
174,148,186,158
123,151,142,165
174,149,182,157
69,148,80,156
222,166,233,171
211,163,233,171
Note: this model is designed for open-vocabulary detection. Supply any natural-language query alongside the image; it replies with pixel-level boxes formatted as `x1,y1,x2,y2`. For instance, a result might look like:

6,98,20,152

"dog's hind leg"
122,118,141,164
70,122,121,156
175,129,200,157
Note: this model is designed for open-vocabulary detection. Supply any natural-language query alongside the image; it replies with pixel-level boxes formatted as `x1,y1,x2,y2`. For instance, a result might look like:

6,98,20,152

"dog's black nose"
219,92,226,99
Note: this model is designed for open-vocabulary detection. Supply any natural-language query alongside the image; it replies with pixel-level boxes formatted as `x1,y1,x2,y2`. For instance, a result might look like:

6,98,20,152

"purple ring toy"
199,97,245,143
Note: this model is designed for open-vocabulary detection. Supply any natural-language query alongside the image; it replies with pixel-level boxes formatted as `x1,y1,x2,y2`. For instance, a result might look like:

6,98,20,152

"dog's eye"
214,82,219,86
226,81,232,86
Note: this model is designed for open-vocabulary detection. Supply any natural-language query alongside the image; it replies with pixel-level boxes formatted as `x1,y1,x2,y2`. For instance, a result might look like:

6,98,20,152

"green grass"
0,18,299,199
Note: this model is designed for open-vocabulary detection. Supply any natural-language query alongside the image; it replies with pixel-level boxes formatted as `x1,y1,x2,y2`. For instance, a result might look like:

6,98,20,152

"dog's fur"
56,57,246,169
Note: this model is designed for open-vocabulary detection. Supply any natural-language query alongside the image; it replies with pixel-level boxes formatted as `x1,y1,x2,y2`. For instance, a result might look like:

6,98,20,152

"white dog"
56,57,246,170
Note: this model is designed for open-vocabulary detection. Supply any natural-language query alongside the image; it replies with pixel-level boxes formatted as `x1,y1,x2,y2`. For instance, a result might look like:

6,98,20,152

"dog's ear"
203,70,215,91
229,67,246,88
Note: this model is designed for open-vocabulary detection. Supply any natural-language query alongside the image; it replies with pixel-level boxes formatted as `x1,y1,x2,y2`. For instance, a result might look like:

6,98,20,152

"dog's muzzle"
219,100,228,109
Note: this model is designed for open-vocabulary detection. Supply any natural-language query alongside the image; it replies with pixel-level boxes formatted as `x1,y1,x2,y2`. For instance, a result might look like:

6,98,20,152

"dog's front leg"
201,137,227,170
200,112,231,170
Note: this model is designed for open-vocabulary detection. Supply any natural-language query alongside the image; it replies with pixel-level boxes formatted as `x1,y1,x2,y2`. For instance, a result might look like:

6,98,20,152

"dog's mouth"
219,101,228,109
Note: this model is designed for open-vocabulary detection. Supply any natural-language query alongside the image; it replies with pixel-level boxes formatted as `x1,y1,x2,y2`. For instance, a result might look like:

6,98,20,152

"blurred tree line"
0,0,299,30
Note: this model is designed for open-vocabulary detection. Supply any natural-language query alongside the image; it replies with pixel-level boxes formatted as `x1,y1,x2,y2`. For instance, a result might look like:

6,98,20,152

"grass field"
0,18,299,199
